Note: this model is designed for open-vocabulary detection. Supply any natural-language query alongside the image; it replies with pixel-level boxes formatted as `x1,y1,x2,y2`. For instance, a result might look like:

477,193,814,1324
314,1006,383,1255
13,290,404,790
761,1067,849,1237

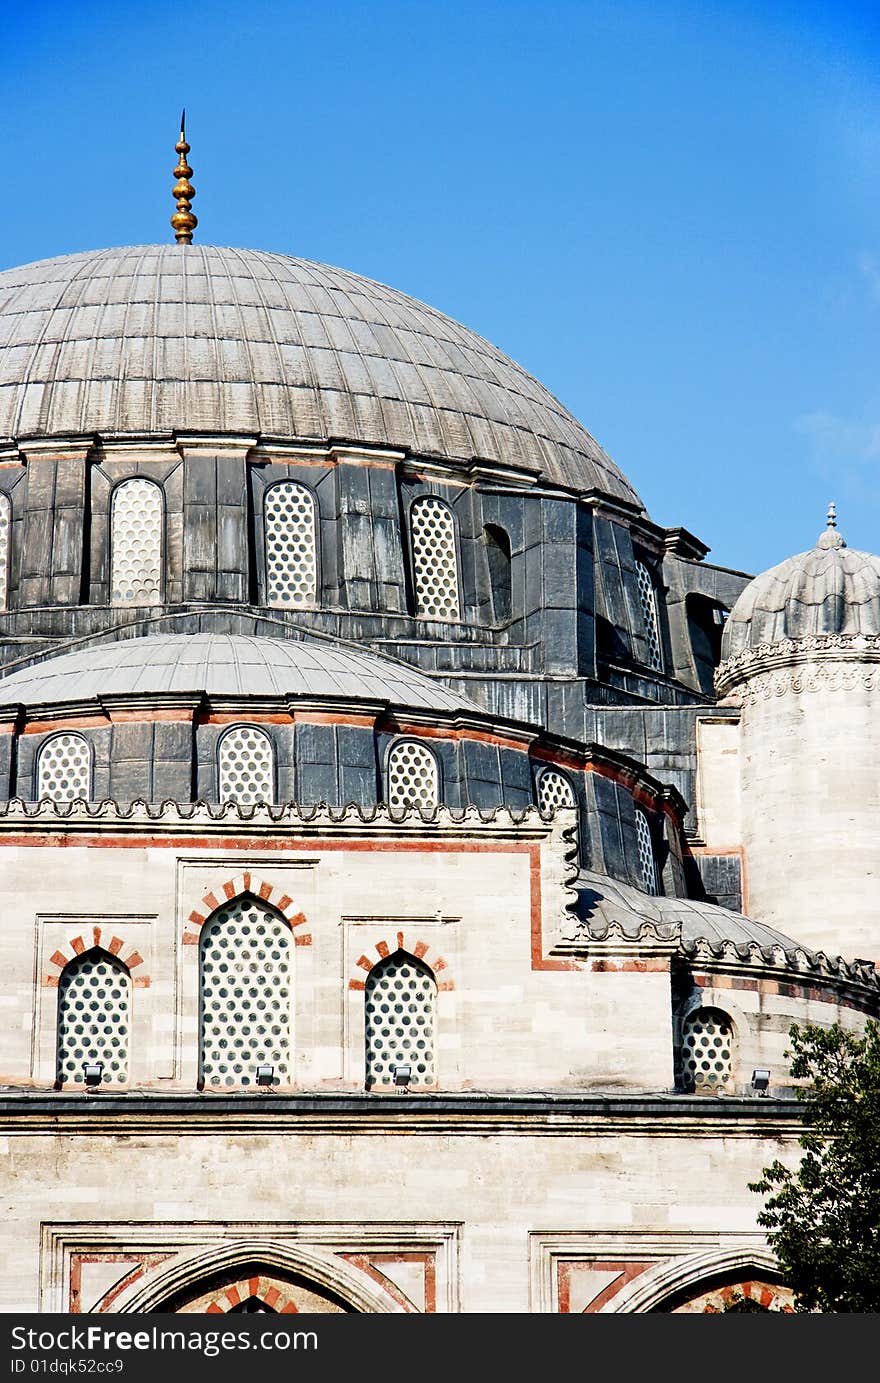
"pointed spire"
817,500,846,550
170,110,197,245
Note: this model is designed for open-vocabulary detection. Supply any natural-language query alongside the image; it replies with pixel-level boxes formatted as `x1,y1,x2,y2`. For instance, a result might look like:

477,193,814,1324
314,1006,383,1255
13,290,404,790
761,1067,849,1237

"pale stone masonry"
0,244,876,1313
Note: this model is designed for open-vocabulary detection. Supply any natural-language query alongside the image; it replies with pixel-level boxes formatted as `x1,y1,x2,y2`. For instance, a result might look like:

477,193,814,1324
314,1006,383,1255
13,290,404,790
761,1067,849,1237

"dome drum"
0,436,713,699
0,632,686,895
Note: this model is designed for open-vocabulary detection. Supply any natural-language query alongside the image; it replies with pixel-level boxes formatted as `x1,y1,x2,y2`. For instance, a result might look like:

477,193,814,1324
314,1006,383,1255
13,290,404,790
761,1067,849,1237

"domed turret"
714,508,880,960
719,505,880,664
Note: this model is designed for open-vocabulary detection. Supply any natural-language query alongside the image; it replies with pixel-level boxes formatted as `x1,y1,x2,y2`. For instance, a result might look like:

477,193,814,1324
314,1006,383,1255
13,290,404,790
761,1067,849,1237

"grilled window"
410,497,460,620
200,897,291,1088
680,1007,734,1093
365,951,436,1088
57,950,130,1085
265,481,318,607
110,478,163,606
635,807,658,895
218,725,275,806
635,559,663,672
37,733,91,802
386,740,439,811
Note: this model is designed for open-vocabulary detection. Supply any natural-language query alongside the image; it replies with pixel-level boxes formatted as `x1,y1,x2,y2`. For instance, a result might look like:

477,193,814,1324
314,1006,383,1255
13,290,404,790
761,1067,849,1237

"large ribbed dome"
0,633,482,713
0,245,642,506
721,519,880,660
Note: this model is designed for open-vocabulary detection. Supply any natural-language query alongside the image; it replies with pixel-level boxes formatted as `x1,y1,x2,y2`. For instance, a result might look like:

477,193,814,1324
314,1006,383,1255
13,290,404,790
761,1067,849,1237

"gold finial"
170,109,197,245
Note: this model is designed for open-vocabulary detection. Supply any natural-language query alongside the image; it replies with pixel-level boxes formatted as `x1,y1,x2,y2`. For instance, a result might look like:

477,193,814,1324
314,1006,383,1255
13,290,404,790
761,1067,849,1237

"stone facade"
0,244,876,1314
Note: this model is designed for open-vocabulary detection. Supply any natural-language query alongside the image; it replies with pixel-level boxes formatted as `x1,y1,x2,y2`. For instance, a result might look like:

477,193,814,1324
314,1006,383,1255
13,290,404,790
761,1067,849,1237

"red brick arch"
183,873,311,947
348,932,454,992
45,929,148,988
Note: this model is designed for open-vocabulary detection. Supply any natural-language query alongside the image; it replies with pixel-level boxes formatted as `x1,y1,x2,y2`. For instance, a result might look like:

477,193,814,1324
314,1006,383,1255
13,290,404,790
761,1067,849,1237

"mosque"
0,122,876,1315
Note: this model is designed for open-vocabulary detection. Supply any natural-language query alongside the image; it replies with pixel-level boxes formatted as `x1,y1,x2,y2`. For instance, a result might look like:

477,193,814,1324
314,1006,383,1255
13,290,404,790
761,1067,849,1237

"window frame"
384,736,442,811
56,946,132,1087
263,478,320,609
217,723,277,807
36,730,93,803
108,475,165,608
408,494,462,622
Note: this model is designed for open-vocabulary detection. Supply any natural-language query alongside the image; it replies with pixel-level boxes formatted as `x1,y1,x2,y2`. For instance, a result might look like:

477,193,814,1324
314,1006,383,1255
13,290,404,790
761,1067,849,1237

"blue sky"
1,0,879,573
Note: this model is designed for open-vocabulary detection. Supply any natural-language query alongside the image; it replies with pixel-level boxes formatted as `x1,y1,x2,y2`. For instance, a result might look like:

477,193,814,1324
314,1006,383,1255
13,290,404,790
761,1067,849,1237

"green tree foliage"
749,1019,880,1312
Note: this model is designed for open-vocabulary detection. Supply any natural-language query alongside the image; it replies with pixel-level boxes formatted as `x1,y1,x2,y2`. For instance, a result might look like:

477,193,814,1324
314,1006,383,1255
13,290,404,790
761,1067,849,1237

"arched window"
635,807,658,895
110,478,163,606
264,481,318,607
365,951,436,1088
410,497,460,620
680,1007,734,1093
386,740,439,811
200,896,292,1088
57,949,130,1086
635,559,663,672
218,725,275,806
483,524,512,623
0,491,10,611
536,766,577,814
37,732,91,802
686,595,729,694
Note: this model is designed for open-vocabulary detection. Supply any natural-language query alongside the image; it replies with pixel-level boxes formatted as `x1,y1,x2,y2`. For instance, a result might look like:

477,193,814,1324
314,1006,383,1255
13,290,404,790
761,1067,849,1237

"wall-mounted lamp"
393,1064,411,1089
256,1064,274,1088
751,1068,771,1096
83,1061,104,1089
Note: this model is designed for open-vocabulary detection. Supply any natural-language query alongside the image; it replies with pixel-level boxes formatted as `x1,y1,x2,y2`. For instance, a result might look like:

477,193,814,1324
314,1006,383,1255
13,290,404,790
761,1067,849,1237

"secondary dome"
720,516,880,661
0,632,483,714
0,244,642,507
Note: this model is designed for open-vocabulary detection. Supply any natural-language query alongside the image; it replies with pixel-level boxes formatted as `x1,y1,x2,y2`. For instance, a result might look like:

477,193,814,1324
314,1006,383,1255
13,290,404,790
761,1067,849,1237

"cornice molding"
716,631,880,697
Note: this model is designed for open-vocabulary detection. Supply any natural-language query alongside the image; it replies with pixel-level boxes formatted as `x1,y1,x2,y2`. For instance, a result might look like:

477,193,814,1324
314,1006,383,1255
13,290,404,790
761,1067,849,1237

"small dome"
720,513,880,661
0,245,642,506
0,633,482,714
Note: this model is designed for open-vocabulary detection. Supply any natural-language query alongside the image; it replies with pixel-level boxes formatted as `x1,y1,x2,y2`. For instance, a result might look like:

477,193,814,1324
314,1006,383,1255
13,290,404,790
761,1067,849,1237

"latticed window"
110,478,163,606
265,481,318,607
200,897,291,1087
537,767,577,813
635,807,658,895
37,732,91,802
365,951,436,1088
0,492,10,610
218,725,274,806
635,559,663,672
410,497,460,620
386,740,439,811
57,950,130,1085
680,1007,734,1093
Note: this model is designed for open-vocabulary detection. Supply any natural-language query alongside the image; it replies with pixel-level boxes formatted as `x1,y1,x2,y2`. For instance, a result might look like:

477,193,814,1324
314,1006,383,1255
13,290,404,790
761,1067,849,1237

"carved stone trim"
716,633,880,698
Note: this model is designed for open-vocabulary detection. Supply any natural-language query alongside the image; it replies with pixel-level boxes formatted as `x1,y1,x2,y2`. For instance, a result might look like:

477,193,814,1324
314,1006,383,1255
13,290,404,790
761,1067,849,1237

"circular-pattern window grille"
200,897,291,1087
680,1007,734,1093
365,951,436,1088
110,478,163,606
265,482,317,607
37,732,91,802
635,559,663,672
0,492,9,611
386,740,439,811
537,767,576,813
57,950,130,1085
410,497,460,620
635,807,658,895
218,725,275,806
